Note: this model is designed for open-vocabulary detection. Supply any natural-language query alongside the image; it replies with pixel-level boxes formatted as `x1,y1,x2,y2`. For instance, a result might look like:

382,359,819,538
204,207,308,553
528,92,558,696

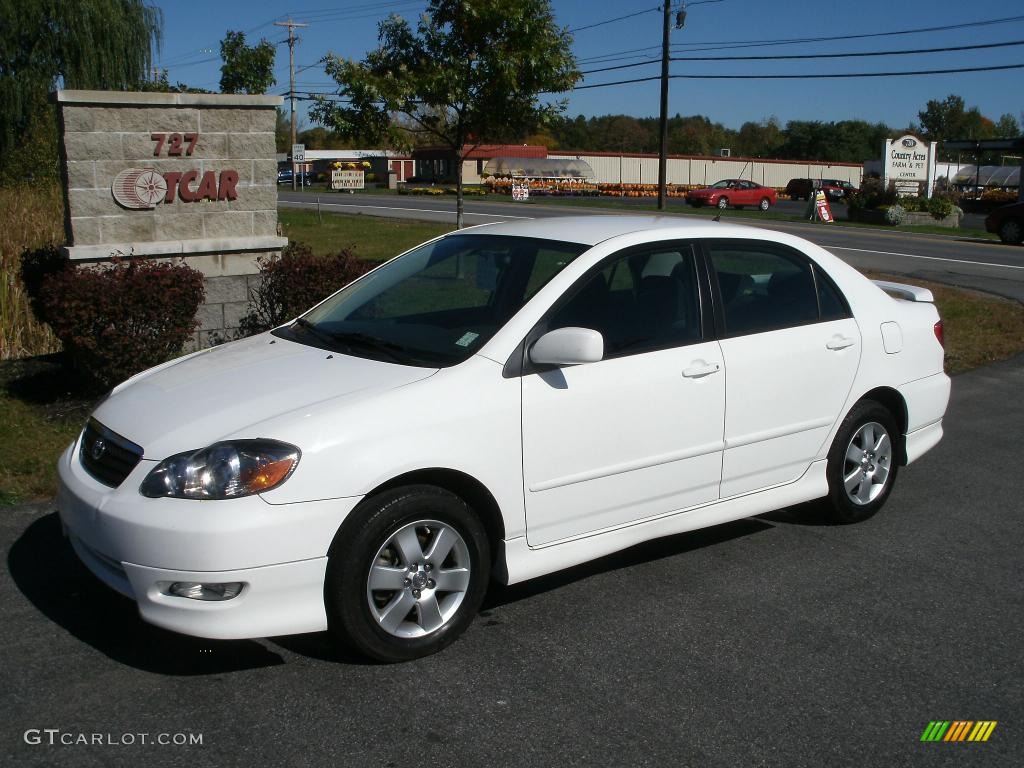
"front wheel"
999,218,1023,244
822,400,899,524
759,197,771,211
325,485,490,662
717,197,729,210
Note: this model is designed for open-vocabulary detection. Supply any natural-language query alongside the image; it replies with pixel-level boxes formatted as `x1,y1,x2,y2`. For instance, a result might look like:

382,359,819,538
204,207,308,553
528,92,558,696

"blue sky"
152,0,1024,131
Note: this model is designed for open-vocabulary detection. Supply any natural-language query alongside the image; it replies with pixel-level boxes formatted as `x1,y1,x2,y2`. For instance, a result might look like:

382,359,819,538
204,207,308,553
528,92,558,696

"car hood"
92,333,438,460
688,188,716,197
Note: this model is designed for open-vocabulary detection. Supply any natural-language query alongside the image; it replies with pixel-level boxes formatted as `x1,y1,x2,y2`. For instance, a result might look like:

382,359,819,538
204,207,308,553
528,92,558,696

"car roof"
453,214,760,247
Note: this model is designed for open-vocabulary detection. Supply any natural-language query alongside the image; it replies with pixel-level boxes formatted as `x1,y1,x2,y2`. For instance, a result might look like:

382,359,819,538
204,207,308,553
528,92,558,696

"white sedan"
57,216,950,661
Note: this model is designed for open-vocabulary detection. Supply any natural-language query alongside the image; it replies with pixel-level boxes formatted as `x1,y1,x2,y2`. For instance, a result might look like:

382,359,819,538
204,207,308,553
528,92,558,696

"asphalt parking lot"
2,355,1021,768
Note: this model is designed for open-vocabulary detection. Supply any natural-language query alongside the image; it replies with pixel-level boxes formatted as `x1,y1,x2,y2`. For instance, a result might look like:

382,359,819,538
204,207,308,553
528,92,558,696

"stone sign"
55,90,287,346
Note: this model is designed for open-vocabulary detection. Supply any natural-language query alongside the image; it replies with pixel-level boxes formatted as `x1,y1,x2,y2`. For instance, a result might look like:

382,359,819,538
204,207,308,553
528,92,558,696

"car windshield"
710,180,732,189
274,234,588,367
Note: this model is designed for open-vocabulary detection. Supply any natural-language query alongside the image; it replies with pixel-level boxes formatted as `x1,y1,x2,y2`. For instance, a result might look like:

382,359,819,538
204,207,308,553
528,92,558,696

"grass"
1,209,1020,505
0,185,63,360
0,356,91,505
278,208,453,261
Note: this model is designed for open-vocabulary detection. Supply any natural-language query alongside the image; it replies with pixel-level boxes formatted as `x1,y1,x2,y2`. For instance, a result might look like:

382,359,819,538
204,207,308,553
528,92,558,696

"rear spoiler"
871,280,934,303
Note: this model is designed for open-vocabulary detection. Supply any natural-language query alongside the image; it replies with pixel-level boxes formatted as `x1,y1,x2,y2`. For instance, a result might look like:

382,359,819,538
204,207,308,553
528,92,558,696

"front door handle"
682,361,721,378
826,335,856,351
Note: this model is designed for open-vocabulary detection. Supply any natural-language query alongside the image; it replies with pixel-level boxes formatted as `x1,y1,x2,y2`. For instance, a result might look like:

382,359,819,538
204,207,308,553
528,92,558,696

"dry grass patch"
0,185,63,359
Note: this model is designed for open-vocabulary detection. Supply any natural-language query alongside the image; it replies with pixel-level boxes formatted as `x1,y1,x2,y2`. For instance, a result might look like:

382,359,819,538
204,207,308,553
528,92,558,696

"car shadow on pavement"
484,516,774,610
8,513,286,676
756,500,836,526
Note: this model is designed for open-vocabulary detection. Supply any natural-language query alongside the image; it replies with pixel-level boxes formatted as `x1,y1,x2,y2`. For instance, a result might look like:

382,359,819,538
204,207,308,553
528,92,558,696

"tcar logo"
111,168,239,210
112,168,168,209
902,138,917,148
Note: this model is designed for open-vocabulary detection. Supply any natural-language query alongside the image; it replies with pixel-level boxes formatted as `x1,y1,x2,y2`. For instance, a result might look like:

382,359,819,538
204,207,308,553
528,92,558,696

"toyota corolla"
57,216,950,661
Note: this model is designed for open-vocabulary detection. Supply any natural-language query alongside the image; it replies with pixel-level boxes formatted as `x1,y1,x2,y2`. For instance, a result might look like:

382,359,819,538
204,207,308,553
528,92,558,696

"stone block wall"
55,90,286,346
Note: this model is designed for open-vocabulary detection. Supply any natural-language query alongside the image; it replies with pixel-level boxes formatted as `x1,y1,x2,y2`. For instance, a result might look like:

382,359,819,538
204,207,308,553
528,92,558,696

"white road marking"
281,200,532,220
829,245,1024,271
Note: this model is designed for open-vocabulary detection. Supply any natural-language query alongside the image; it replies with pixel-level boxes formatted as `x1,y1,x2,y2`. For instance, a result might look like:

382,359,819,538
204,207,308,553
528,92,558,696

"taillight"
933,320,945,348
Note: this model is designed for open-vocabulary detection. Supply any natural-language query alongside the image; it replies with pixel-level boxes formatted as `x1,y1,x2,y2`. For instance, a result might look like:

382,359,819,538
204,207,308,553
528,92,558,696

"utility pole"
275,18,308,191
657,2,672,211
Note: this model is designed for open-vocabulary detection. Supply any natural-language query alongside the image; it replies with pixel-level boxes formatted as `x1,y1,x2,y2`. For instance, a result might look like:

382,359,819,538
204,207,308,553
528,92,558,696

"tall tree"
312,0,579,227
219,31,276,95
0,0,162,182
994,113,1021,139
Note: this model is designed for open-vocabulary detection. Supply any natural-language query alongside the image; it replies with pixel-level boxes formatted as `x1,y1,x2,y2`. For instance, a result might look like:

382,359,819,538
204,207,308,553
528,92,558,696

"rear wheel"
325,485,490,662
823,400,899,524
717,197,729,210
999,218,1023,244
759,197,771,211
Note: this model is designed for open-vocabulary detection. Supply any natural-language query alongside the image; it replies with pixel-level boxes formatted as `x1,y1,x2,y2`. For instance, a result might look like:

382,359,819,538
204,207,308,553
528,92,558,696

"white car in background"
57,216,950,661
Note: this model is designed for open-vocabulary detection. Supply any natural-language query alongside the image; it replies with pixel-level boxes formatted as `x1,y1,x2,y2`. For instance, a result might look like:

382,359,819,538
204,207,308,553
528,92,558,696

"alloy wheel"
365,519,471,639
842,421,892,505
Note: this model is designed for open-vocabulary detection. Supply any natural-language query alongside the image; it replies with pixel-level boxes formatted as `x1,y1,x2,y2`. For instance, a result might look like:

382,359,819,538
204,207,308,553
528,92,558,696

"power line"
568,6,660,34
575,13,1024,65
579,38,1024,75
568,62,1024,91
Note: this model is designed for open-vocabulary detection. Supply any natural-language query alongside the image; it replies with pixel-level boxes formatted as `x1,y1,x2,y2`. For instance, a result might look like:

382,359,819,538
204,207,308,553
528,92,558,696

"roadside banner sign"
332,170,364,190
512,180,530,202
292,143,305,163
814,190,834,223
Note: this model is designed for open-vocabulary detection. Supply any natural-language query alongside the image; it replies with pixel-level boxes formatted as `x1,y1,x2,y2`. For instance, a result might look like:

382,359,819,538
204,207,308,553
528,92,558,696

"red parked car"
686,179,778,211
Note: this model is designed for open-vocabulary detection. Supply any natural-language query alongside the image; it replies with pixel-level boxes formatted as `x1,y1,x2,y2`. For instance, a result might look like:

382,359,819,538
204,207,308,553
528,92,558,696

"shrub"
925,196,955,220
238,242,376,336
847,177,897,212
885,205,906,225
19,244,69,327
37,255,205,390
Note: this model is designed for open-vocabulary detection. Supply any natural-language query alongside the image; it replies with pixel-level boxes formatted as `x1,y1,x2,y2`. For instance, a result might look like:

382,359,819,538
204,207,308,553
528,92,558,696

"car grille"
80,419,144,488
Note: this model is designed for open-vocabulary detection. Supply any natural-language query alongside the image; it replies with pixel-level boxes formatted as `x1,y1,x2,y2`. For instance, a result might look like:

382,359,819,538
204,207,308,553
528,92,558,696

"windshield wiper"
293,318,340,348
291,321,437,365
326,331,411,363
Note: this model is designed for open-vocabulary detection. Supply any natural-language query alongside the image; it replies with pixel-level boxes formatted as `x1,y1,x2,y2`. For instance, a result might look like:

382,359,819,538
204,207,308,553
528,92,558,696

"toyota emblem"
91,439,106,461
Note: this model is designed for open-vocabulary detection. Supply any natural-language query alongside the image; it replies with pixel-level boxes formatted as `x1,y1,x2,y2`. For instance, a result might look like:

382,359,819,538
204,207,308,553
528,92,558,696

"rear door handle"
826,335,856,351
682,361,721,378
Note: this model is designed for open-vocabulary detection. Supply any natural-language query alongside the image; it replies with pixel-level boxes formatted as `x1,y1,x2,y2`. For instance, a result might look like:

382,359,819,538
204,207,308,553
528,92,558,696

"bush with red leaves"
239,242,375,336
38,256,205,391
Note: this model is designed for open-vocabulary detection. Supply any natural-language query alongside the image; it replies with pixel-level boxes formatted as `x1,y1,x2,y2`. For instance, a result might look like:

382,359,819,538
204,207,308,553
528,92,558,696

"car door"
520,243,726,547
704,239,861,498
737,181,758,205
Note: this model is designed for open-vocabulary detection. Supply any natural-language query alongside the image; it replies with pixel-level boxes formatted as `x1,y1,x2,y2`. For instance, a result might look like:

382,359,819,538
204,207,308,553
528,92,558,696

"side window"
708,242,819,335
546,246,702,359
815,265,852,321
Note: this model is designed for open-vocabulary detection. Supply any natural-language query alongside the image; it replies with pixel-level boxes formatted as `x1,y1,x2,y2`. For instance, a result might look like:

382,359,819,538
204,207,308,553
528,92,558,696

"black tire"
998,218,1023,245
717,197,729,210
822,400,900,524
759,197,771,211
325,485,490,662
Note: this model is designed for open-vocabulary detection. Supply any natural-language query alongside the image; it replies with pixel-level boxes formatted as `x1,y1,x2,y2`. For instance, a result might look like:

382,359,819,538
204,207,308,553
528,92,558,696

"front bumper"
56,438,362,639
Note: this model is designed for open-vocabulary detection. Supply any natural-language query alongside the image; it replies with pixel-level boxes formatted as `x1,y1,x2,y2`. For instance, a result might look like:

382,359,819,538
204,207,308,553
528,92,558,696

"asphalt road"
279,191,1024,301
3,354,1022,767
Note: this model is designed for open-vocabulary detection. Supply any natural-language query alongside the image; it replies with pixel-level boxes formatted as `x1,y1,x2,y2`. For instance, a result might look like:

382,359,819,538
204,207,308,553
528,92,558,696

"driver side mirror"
529,327,604,366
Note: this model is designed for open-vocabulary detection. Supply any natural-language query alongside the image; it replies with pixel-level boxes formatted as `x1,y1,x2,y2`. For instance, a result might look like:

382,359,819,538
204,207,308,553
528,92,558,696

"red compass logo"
111,168,169,209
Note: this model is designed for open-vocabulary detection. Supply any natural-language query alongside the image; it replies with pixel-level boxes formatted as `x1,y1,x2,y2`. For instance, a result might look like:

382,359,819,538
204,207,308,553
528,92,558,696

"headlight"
140,440,300,499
